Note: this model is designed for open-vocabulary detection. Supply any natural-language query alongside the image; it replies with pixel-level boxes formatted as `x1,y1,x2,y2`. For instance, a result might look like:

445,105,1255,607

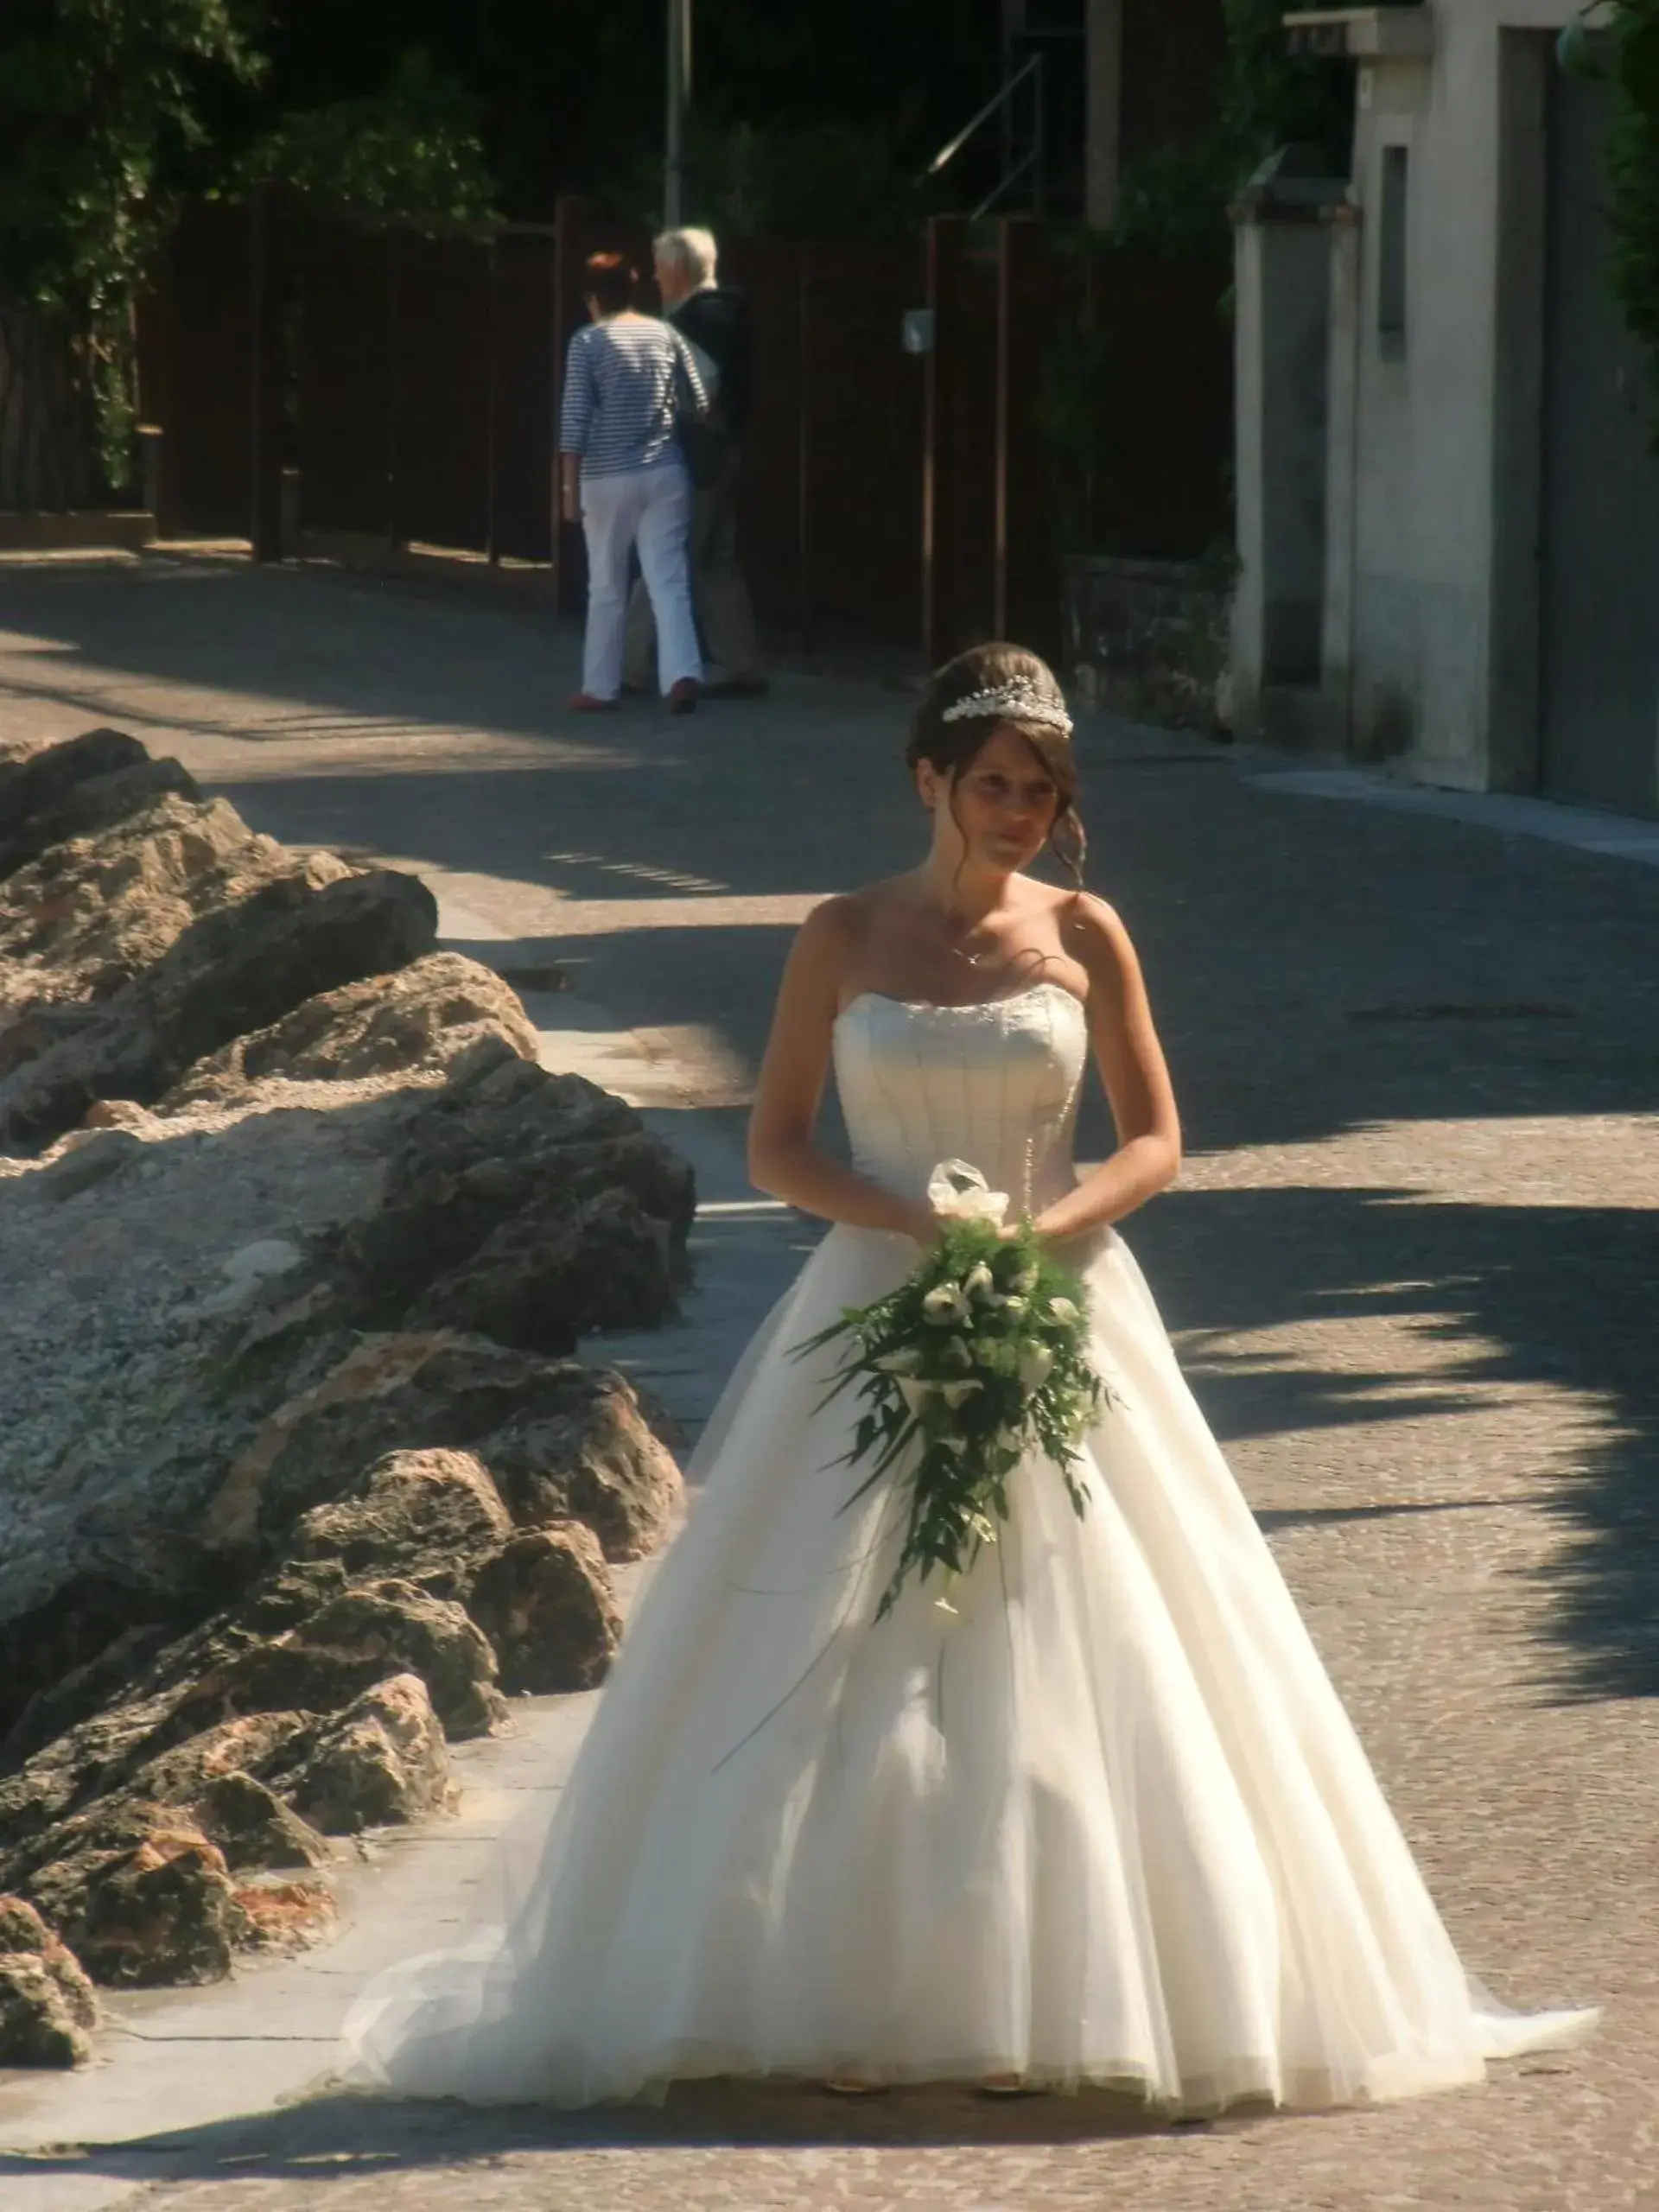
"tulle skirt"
338,1222,1597,2112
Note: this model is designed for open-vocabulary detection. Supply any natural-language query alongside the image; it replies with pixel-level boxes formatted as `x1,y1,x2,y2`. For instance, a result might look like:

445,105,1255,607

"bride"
340,641,1596,2115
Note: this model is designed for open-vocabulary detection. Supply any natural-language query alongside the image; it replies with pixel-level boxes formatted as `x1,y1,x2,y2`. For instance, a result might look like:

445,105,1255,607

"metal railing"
925,51,1047,220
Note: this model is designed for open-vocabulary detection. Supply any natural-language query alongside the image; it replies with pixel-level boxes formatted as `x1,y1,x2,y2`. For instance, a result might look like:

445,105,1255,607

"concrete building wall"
1346,19,1497,782
1314,1,1579,788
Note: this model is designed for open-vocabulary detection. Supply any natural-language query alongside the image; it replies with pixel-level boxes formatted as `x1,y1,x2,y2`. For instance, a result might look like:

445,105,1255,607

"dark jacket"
671,286,753,441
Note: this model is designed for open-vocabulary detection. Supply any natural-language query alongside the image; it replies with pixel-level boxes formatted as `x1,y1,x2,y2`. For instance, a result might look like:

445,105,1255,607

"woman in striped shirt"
558,253,707,715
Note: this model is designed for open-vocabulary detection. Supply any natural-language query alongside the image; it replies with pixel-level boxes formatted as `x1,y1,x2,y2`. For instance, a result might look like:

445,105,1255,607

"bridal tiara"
940,678,1074,740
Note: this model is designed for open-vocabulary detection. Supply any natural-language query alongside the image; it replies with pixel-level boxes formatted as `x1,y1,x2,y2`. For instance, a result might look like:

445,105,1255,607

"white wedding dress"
340,982,1596,2112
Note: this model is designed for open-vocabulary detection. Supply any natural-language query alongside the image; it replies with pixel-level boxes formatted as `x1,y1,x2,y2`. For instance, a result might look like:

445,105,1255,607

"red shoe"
666,677,700,716
567,691,619,714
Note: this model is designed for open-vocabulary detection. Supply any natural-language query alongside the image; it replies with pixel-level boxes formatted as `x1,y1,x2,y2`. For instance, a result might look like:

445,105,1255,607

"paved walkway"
2,550,1658,2210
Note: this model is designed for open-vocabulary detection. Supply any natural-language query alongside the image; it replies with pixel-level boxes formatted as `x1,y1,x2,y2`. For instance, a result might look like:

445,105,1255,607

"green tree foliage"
236,49,496,232
0,0,265,488
245,0,999,230
1112,0,1353,263
0,0,262,314
0,3,495,494
1562,2,1659,438
1214,0,1354,177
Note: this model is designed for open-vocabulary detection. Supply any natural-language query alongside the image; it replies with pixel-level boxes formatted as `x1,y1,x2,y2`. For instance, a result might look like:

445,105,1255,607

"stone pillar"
1319,200,1363,752
1230,149,1348,743
1085,0,1124,230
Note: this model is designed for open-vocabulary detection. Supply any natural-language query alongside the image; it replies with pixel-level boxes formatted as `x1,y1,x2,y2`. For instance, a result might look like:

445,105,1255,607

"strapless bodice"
831,982,1089,1215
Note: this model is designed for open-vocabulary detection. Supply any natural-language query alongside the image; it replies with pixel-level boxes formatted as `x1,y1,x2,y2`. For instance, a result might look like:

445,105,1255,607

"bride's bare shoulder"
1057,889,1141,982
787,887,885,994
798,880,908,945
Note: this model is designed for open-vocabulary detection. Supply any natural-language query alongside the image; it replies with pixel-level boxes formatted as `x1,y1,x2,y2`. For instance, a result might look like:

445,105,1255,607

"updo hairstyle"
906,641,1086,887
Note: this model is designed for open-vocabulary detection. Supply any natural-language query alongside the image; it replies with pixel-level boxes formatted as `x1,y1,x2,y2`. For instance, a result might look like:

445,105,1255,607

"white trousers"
580,463,702,700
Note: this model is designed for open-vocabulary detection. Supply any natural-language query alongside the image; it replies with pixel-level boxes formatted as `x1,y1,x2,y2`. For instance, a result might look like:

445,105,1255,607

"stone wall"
1062,553,1232,734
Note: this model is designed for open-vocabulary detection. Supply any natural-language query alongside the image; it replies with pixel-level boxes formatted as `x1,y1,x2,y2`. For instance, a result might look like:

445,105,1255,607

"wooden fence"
138,196,1232,667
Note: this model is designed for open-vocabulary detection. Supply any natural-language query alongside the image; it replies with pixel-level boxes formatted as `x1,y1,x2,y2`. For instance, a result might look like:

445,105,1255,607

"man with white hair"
624,225,767,699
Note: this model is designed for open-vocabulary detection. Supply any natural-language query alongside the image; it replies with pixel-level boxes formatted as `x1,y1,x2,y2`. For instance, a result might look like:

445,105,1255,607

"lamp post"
665,0,693,226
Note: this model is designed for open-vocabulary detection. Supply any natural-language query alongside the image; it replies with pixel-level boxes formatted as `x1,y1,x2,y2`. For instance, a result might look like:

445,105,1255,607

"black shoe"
667,677,699,715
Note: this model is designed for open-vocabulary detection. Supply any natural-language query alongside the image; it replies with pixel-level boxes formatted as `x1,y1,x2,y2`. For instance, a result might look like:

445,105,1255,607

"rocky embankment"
0,731,694,2066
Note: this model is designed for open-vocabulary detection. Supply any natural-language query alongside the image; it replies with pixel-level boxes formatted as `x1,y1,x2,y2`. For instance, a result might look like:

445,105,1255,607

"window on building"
1378,143,1409,358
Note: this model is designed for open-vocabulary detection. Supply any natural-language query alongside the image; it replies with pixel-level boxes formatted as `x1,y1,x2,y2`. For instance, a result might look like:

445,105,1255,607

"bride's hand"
999,1215,1050,1245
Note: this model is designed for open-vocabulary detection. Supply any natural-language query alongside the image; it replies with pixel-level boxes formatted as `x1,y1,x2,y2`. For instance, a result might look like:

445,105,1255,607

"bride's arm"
1029,895,1182,1242
747,900,938,1243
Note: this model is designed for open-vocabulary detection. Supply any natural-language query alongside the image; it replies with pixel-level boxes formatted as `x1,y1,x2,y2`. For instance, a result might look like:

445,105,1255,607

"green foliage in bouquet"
795,1216,1109,1621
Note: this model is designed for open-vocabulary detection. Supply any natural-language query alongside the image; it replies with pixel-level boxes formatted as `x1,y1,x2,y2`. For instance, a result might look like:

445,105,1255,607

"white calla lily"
1018,1344,1054,1390
925,1159,1010,1228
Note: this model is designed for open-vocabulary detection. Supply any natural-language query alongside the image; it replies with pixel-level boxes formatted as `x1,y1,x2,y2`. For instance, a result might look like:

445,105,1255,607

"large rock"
0,863,438,1147
230,1875,339,1955
22,1802,241,1987
404,1181,680,1352
168,1052,697,1371
0,1895,99,2067
338,1054,695,1350
0,1000,105,1079
197,1579,505,1740
0,1573,207,1751
0,792,285,1020
282,1451,622,1702
482,1367,683,1562
0,1954,97,2067
0,1678,199,1862
0,729,150,852
0,753,200,884
467,1525,620,1694
193,1773,337,1872
206,1333,681,1562
288,1448,513,1581
130,1711,321,1814
273,1674,455,1835
0,854,435,1150
160,953,540,1112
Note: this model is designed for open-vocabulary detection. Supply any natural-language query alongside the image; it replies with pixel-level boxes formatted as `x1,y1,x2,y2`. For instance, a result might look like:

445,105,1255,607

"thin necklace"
946,914,999,968
919,874,1001,968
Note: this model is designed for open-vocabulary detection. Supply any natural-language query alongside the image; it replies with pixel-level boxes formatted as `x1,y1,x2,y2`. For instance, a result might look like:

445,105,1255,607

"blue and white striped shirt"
557,315,707,479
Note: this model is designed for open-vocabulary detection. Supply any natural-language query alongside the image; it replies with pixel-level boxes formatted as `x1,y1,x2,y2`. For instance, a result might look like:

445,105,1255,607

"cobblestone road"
2,552,1657,2209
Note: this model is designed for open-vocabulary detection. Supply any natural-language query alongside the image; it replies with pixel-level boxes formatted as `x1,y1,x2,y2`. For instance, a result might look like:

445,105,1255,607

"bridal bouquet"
795,1160,1107,1620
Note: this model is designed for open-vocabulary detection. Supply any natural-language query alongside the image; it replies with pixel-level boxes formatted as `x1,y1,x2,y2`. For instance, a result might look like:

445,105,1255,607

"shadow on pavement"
0,2078,1289,2185
1136,1184,1659,1701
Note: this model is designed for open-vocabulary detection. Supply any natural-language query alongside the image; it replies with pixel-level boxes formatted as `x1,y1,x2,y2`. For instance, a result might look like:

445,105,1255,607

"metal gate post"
249,187,286,562
922,214,967,671
798,245,813,659
551,196,588,613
